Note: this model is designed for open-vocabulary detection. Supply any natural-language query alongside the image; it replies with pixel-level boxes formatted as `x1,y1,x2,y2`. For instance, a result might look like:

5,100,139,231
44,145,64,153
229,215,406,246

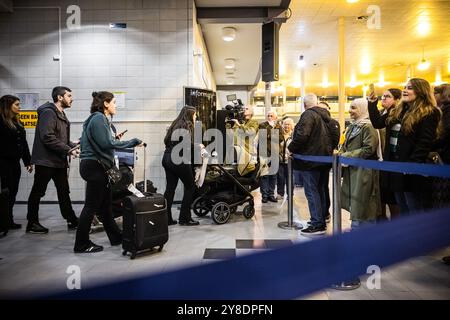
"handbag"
99,161,122,186
85,116,122,186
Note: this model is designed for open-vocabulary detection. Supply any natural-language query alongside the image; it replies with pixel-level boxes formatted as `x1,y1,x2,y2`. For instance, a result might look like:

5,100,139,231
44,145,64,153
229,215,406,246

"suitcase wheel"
158,244,164,252
130,252,136,259
122,250,127,256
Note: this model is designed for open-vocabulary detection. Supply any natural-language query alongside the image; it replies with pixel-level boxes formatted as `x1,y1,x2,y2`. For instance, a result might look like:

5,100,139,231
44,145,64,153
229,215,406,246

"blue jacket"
80,112,140,167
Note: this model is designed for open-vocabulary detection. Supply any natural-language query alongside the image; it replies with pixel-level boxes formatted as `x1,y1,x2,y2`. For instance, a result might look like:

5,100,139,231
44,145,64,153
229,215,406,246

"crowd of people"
0,78,449,255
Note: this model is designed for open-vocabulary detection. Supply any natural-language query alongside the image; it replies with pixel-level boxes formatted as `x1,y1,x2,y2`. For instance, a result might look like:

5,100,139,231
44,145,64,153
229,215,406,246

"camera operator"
226,105,259,152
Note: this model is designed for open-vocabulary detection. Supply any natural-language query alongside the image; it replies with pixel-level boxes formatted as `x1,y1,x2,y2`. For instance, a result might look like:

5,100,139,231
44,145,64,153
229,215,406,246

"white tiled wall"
0,0,203,202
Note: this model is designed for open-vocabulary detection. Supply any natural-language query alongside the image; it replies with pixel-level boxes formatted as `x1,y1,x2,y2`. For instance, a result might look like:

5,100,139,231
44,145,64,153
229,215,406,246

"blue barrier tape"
292,154,450,178
340,156,450,178
49,207,450,300
292,154,333,164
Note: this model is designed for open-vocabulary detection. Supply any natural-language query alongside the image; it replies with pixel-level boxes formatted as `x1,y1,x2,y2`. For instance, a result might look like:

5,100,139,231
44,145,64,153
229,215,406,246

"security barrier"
47,155,450,300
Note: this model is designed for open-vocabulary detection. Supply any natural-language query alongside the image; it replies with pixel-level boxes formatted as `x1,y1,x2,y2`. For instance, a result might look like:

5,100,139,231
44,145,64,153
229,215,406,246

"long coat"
340,122,381,222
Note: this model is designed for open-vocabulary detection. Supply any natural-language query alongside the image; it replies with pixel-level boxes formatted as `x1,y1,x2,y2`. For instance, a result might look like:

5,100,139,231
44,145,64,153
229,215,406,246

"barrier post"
278,156,302,230
332,151,342,235
331,152,361,290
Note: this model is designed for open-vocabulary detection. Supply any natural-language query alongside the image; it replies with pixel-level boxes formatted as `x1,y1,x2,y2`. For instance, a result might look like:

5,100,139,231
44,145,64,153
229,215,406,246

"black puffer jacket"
0,119,31,166
368,99,441,191
288,106,332,170
31,102,76,168
434,103,450,164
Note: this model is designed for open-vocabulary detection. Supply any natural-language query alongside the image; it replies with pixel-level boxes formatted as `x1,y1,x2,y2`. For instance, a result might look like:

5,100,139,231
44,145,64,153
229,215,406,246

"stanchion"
278,156,302,230
331,152,361,290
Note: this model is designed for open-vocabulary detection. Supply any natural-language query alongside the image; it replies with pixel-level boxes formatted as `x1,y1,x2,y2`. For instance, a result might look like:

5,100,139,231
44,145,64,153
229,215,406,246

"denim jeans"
300,169,328,228
276,163,288,196
294,170,303,187
260,174,277,199
394,192,424,215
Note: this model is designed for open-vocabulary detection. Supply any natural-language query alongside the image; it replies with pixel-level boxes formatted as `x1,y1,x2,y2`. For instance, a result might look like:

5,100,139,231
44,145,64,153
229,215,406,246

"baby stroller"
192,147,262,224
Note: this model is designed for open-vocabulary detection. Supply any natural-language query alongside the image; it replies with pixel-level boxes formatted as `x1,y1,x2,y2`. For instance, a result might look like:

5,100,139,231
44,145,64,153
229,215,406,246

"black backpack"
311,108,341,151
327,118,341,150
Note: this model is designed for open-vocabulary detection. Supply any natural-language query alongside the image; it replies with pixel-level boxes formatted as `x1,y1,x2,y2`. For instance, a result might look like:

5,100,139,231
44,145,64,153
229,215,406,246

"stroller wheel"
211,202,231,224
242,205,255,219
193,197,210,217
230,206,237,214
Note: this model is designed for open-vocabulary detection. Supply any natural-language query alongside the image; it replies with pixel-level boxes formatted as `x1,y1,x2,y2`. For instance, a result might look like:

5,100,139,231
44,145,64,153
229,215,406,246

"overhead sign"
19,111,38,128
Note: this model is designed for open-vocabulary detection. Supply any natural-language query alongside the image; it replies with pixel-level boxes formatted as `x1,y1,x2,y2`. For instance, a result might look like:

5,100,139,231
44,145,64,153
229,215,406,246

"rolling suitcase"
0,187,9,237
121,146,169,259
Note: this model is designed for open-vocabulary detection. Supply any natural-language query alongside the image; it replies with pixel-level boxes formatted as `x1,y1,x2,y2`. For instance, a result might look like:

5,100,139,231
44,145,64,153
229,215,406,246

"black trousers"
162,151,195,223
276,163,288,196
27,165,77,223
0,158,22,224
75,160,121,248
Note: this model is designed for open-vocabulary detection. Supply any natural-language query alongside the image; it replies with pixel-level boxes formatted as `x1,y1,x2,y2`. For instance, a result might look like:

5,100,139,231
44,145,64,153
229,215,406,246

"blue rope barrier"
291,154,333,164
292,154,450,178
340,156,450,178
48,207,450,300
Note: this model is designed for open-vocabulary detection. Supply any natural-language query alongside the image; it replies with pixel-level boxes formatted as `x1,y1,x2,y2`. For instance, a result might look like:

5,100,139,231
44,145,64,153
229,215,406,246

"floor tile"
203,248,236,260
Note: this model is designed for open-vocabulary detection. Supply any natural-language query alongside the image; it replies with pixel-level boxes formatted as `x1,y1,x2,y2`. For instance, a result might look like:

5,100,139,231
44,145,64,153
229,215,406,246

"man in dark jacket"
26,86,79,234
288,93,333,235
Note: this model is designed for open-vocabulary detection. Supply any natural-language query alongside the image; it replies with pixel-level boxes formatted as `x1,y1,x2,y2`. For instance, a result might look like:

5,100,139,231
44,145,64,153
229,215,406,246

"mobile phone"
116,129,128,139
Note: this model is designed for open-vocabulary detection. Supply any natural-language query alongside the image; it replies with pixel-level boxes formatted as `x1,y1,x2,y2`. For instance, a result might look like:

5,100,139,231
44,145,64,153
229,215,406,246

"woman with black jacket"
163,106,205,226
0,95,33,233
74,91,143,253
368,78,441,214
432,84,450,208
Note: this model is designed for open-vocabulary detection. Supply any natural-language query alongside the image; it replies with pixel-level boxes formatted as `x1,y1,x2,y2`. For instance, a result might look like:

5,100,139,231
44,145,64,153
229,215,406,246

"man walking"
26,86,80,234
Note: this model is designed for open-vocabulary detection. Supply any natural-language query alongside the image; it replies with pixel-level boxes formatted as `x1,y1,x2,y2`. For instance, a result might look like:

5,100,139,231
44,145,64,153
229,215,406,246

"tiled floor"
0,187,449,300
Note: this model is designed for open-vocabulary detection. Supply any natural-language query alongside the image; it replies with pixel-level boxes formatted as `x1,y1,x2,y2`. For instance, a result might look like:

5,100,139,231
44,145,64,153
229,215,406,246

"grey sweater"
80,112,140,167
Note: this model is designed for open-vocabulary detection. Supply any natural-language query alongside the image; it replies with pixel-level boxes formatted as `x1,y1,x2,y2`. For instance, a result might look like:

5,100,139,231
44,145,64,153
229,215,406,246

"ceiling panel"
195,0,282,7
199,0,450,94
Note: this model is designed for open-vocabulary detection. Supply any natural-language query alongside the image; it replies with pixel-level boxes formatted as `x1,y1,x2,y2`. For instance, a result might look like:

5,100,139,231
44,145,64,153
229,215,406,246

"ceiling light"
433,67,443,86
222,27,236,42
321,73,329,88
298,55,306,68
417,47,430,71
360,56,371,74
292,82,301,88
417,13,431,36
224,58,235,69
417,59,430,71
377,71,388,87
348,73,358,88
346,0,359,3
321,81,330,88
226,76,235,85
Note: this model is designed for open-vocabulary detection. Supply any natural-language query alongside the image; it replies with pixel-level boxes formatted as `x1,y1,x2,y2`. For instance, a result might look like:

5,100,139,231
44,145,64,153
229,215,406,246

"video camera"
224,94,245,124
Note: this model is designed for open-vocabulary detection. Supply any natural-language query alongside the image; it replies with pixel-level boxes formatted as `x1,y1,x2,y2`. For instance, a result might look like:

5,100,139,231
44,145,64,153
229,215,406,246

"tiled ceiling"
198,0,450,95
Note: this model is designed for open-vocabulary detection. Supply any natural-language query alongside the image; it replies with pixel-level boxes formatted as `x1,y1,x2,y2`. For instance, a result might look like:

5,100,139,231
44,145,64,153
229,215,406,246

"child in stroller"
192,146,262,224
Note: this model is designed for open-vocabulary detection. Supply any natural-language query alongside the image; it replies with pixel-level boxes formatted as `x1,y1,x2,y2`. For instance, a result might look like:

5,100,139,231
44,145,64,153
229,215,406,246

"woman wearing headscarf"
340,98,381,228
